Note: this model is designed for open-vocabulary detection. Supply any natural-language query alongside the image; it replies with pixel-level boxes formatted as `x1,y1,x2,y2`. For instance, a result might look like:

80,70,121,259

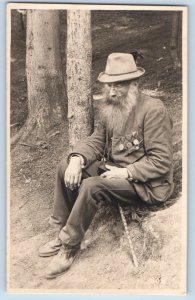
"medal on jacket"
119,143,124,151
119,137,125,151
126,141,132,148
131,129,139,150
132,139,139,146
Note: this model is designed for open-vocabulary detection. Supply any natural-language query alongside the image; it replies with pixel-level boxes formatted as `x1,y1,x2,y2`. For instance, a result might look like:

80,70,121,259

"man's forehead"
105,80,132,86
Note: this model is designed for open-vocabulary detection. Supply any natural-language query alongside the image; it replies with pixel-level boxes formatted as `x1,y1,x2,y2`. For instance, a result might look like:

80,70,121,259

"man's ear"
130,79,139,87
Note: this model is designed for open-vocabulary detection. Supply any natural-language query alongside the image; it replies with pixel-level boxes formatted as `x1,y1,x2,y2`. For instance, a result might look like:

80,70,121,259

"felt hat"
98,53,145,83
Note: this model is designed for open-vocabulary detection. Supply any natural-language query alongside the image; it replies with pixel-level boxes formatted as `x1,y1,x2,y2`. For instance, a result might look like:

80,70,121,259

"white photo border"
1,0,194,299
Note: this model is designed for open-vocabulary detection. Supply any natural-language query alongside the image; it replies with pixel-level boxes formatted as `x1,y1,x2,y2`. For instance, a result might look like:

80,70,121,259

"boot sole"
38,249,60,257
45,266,71,279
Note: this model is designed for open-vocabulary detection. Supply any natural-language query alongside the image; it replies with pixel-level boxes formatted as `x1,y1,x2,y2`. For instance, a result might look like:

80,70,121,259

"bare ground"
8,10,184,293
9,194,183,292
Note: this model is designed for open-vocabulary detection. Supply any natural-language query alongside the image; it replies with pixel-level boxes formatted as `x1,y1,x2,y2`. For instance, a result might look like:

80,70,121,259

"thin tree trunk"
170,12,181,68
12,10,66,145
66,10,93,151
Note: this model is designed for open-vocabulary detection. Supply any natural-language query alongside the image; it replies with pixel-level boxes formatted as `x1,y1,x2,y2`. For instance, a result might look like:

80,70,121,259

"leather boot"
38,238,62,257
45,244,80,279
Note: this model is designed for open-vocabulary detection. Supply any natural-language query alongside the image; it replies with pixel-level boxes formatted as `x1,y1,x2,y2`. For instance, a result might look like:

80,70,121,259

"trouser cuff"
59,227,82,248
49,215,65,231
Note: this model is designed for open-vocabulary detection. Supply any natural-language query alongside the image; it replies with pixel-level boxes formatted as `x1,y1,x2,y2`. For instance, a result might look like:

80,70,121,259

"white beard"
99,86,138,135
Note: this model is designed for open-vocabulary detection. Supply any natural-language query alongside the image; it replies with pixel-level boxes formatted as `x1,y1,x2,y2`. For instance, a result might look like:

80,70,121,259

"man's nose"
109,85,116,97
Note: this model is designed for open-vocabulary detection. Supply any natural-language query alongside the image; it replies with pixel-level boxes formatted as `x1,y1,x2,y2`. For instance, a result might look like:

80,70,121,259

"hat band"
105,69,138,76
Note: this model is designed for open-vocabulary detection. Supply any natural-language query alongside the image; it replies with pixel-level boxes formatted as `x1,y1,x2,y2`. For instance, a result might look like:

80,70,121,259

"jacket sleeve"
69,122,106,166
126,103,173,182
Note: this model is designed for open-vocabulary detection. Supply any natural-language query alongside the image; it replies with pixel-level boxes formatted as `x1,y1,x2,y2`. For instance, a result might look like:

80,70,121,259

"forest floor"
8,10,185,294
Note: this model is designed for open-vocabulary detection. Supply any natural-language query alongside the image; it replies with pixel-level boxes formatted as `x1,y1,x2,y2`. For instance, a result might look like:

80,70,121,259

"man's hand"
100,165,129,180
64,156,83,190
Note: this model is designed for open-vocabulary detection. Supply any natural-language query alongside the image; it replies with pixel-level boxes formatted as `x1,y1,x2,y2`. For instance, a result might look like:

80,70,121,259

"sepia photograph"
7,3,187,294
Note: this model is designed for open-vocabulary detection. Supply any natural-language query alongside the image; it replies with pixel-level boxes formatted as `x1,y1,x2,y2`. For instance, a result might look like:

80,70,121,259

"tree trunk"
12,10,66,145
170,12,181,69
66,10,93,151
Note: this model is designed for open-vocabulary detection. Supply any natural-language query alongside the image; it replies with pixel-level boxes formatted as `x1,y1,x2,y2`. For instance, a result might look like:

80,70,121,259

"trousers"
49,158,140,247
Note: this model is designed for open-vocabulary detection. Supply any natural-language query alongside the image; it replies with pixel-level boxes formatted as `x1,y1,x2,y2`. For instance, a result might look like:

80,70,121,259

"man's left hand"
100,165,129,180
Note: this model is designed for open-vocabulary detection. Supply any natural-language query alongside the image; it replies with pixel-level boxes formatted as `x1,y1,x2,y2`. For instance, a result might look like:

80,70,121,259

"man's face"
104,81,131,105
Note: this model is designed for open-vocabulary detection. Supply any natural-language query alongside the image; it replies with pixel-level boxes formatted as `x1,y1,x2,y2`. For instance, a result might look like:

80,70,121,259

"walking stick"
118,203,139,267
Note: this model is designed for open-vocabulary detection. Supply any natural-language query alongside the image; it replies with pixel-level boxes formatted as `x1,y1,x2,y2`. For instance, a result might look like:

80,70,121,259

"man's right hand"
64,156,83,190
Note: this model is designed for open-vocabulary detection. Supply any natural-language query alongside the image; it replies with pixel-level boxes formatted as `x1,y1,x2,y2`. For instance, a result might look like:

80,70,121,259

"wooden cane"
118,203,139,267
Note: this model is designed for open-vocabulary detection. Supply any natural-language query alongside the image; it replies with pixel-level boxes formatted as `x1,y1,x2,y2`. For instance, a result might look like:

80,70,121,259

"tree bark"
170,12,181,68
12,10,66,145
66,10,93,151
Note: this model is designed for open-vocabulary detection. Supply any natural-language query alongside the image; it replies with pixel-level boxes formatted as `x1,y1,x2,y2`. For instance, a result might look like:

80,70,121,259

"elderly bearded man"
39,53,174,279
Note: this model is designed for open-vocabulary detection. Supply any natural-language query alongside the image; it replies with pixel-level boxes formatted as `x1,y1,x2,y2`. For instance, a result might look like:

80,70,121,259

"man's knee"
77,177,104,206
80,177,103,194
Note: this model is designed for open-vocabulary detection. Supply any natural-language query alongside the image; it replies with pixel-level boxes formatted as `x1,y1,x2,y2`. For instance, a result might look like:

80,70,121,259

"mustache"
102,89,137,107
98,88,138,135
106,95,124,106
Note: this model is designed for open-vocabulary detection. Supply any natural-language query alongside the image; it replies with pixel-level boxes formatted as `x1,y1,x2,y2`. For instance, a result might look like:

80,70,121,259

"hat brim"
98,67,145,83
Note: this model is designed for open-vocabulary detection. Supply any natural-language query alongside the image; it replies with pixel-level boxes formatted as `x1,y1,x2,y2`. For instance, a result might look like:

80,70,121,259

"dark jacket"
70,92,174,204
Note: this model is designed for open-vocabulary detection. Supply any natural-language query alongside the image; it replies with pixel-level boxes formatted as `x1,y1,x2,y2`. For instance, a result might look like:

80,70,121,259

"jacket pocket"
111,137,142,156
148,180,174,202
149,177,171,187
